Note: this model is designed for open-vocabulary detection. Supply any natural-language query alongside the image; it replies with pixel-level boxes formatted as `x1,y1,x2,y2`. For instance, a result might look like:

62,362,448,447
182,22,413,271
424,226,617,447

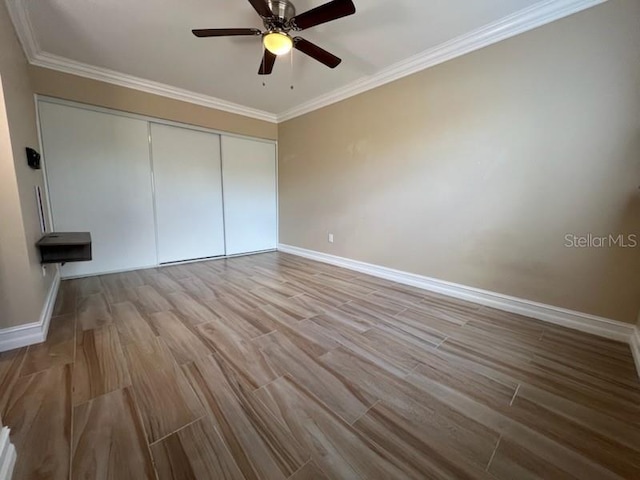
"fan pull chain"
261,38,267,87
290,48,294,90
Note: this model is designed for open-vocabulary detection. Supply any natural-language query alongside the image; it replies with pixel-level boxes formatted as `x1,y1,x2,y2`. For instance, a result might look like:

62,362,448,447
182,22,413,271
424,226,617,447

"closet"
39,102,157,277
38,99,277,278
150,123,225,264
222,136,277,255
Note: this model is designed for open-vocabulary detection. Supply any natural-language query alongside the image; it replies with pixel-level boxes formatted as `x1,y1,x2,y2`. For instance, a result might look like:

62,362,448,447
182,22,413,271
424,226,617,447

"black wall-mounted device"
26,147,41,170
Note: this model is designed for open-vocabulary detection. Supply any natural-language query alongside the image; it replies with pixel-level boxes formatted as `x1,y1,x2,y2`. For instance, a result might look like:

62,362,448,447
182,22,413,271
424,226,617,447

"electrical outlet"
328,233,334,243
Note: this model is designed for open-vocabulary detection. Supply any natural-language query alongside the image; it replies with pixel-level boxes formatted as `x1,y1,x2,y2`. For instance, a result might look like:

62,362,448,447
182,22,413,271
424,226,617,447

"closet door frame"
36,95,278,276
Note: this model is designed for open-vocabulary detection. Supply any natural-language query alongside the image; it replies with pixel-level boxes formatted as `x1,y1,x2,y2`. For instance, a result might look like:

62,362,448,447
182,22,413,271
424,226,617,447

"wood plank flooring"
2,251,639,479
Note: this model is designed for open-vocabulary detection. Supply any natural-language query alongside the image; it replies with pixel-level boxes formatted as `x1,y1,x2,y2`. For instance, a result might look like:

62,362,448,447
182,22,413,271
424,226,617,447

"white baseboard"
278,244,636,344
630,328,640,378
0,270,61,352
0,427,16,480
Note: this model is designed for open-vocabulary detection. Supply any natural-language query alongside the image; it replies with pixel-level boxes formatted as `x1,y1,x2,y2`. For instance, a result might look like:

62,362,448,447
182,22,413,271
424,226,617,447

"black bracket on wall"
26,147,41,170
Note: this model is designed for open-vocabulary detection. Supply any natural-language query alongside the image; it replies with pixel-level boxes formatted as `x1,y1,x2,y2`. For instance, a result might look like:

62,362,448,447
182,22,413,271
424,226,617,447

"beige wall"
29,66,277,140
0,0,55,329
279,0,640,323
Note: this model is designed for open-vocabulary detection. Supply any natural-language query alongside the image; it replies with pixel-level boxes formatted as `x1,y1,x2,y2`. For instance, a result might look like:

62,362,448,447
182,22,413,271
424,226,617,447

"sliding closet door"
221,136,277,255
150,123,225,263
39,101,157,277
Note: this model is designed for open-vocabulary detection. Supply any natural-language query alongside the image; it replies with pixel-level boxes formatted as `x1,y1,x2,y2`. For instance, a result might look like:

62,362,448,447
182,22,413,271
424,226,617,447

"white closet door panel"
150,123,225,263
39,102,157,277
221,136,277,255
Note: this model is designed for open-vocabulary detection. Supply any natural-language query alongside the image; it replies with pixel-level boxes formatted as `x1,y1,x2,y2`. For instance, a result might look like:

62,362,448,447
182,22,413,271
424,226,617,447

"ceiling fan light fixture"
263,32,293,56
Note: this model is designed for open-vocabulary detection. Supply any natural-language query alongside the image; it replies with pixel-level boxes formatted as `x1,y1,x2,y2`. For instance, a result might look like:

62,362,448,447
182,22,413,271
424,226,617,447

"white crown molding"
30,52,279,123
276,0,607,122
0,270,60,352
6,0,606,124
4,0,38,60
278,243,636,345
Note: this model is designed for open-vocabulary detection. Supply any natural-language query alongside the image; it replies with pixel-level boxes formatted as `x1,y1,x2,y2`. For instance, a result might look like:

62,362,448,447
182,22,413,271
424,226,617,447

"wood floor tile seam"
280,372,371,427
390,306,410,319
407,364,640,477
255,377,405,479
251,328,280,343
71,381,137,409
485,435,502,472
124,336,205,444
69,314,77,480
513,383,640,451
96,285,113,316
348,400,381,426
210,418,261,480
135,393,162,480
509,384,521,407
14,355,66,382
313,332,412,379
251,372,287,395
185,356,310,478
0,347,28,421
285,460,313,479
404,363,421,376
163,333,213,414
435,336,448,350
435,336,449,350
147,415,206,447
16,346,30,377
122,379,166,480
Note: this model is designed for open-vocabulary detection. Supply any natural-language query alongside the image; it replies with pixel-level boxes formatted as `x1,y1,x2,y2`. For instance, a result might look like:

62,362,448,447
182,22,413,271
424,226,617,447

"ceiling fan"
192,0,356,75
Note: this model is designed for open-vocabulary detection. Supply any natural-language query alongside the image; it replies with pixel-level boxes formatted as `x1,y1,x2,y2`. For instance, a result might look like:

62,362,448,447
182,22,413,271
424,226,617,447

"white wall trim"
0,427,17,480
3,0,38,61
630,327,640,379
277,0,606,121
6,0,605,124
30,53,279,124
0,270,60,352
278,244,635,344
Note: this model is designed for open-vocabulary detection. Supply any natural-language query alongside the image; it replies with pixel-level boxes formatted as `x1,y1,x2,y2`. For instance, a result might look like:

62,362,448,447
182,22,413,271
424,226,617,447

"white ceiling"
13,0,597,119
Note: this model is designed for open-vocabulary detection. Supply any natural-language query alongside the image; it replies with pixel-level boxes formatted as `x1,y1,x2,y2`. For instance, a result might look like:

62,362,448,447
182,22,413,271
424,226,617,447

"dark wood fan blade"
192,28,261,37
258,49,277,75
248,0,274,18
293,37,341,68
290,0,355,30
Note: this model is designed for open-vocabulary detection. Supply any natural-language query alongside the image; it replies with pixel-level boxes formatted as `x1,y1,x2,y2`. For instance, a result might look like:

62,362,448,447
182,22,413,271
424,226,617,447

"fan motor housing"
267,0,296,21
